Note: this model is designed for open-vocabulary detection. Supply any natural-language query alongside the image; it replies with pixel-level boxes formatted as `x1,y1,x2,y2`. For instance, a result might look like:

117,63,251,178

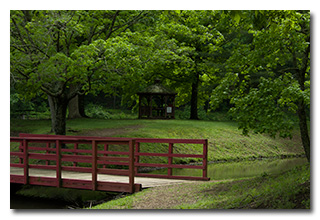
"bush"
10,93,51,119
85,103,111,119
85,104,137,119
175,105,232,121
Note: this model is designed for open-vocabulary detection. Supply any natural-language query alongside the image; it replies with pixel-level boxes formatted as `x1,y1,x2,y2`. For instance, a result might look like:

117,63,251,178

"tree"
10,10,149,134
144,10,226,119
211,10,310,161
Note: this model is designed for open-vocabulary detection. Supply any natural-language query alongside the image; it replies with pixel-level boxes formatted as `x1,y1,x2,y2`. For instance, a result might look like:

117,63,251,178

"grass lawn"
90,164,310,209
10,118,305,163
10,118,309,209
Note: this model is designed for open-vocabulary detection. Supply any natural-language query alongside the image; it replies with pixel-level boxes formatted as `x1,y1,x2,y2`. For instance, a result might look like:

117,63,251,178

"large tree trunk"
190,73,199,120
68,95,82,119
292,34,310,162
78,94,87,117
48,95,68,135
48,95,56,133
68,84,82,119
297,101,310,162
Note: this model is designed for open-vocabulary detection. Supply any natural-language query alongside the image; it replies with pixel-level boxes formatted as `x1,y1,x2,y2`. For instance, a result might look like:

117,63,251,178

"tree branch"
105,10,120,40
11,17,31,53
41,84,61,97
118,11,148,35
105,11,148,39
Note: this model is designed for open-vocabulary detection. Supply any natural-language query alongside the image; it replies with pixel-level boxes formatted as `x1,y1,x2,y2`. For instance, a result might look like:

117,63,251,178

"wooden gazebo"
137,80,176,119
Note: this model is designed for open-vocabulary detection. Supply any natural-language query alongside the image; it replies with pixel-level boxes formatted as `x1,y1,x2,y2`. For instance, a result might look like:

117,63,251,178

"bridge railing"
10,136,139,193
18,133,210,181
134,138,209,181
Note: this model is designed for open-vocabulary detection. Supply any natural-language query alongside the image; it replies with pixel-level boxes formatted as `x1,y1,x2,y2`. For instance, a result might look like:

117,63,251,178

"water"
150,157,308,180
11,157,308,209
10,184,119,209
10,194,70,209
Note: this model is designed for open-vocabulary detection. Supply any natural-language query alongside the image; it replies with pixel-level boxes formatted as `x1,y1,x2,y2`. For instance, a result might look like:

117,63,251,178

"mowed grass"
123,119,304,161
10,118,305,163
90,164,310,209
10,118,309,209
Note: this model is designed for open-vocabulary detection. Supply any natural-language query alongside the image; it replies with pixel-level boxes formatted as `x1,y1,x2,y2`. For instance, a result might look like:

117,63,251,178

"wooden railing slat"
10,133,210,193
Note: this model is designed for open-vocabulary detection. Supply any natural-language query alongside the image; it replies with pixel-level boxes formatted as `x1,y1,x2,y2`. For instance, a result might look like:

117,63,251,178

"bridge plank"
10,167,194,189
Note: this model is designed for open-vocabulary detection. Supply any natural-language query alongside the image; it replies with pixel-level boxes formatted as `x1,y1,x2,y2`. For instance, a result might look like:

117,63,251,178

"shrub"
85,103,111,119
176,105,231,121
85,104,137,119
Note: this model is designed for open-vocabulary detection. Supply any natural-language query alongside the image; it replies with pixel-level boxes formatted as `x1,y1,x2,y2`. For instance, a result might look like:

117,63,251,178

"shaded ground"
11,124,144,137
78,124,144,137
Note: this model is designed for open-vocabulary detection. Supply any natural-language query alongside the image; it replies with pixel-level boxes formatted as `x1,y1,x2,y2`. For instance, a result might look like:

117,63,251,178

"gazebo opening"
137,79,176,119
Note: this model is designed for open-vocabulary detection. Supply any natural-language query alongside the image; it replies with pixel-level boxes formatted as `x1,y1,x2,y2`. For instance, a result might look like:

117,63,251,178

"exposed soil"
10,131,22,137
79,124,144,137
201,179,246,194
130,180,222,209
130,182,204,209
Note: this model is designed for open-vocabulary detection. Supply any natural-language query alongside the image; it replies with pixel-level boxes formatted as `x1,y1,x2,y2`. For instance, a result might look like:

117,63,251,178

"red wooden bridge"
10,133,209,193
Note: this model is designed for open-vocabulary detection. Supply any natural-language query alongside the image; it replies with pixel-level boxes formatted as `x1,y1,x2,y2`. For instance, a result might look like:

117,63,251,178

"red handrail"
134,138,209,181
18,133,210,181
10,136,138,193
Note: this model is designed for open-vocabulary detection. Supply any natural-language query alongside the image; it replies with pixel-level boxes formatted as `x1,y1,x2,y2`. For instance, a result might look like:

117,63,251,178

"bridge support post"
56,140,61,188
134,142,140,174
168,143,173,177
23,139,29,185
92,140,97,191
73,143,78,167
129,139,135,193
202,139,208,179
103,144,108,168
45,143,50,165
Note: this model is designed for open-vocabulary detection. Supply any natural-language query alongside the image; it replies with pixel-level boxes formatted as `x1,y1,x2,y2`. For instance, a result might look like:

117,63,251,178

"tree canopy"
210,10,310,160
10,10,310,161
10,10,149,134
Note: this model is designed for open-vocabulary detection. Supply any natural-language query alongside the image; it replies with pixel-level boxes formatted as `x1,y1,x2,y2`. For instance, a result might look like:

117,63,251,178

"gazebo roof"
138,81,176,95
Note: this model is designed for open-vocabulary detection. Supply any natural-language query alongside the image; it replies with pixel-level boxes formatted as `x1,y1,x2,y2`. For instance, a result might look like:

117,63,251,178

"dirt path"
79,124,144,137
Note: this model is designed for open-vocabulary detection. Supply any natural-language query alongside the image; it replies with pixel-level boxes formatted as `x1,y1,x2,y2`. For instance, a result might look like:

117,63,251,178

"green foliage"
10,90,50,119
84,103,137,120
85,104,111,119
176,106,231,121
230,75,299,138
10,10,310,147
10,10,151,106
10,10,153,134
135,10,230,111
211,10,310,142
10,92,34,114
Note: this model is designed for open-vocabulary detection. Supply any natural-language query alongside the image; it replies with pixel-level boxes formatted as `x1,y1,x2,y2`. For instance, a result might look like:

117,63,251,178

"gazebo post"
164,96,168,118
137,79,176,119
172,95,176,119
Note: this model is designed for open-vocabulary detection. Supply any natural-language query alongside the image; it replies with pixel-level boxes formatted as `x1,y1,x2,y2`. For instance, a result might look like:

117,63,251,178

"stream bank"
10,157,308,209
10,184,124,209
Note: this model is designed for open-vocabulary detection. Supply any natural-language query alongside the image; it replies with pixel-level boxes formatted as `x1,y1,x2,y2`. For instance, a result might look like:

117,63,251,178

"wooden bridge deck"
11,134,209,193
10,167,194,188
